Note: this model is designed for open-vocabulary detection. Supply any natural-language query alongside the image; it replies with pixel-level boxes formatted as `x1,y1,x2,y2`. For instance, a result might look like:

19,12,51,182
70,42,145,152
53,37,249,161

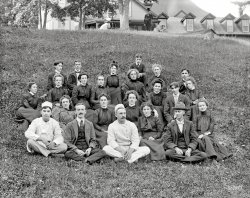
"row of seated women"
15,61,232,161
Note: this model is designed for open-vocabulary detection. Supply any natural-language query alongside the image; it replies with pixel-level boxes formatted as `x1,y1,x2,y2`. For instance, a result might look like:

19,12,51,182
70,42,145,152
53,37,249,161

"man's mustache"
121,116,125,119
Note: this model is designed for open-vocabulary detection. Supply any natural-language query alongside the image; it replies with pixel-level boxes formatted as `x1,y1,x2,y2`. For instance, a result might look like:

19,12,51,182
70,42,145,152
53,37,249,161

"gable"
220,13,236,23
174,10,187,18
200,13,216,23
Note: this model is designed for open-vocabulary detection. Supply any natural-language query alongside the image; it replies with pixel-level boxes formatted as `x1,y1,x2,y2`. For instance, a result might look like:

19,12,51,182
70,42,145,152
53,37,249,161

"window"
207,19,214,29
242,20,249,32
186,19,194,31
227,20,233,32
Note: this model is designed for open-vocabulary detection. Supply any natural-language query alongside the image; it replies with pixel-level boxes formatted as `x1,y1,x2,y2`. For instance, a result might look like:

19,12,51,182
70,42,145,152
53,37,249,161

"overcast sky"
191,0,250,17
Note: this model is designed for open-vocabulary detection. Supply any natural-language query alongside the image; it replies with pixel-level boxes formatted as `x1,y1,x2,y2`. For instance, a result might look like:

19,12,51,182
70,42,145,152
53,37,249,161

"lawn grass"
1,27,250,197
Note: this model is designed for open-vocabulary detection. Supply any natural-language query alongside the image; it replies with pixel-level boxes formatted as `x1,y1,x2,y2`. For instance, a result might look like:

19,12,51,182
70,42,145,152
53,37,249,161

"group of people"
16,53,232,164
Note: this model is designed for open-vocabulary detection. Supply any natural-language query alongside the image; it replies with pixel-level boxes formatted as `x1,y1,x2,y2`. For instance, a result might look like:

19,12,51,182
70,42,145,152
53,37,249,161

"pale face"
142,106,152,117
116,108,126,123
128,93,137,106
55,63,63,73
80,75,88,85
153,66,161,76
186,80,195,90
30,84,38,94
61,98,70,110
75,62,82,72
55,77,63,87
135,57,142,65
153,83,162,94
130,71,137,80
41,107,52,122
181,70,189,80
174,110,185,120
97,76,105,86
100,96,108,108
75,104,86,119
171,86,179,95
110,66,117,75
198,102,207,112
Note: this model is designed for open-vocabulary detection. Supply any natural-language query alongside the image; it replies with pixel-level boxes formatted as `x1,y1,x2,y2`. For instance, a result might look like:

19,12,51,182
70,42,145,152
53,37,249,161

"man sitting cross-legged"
63,103,107,164
163,102,208,162
103,104,150,163
25,101,67,157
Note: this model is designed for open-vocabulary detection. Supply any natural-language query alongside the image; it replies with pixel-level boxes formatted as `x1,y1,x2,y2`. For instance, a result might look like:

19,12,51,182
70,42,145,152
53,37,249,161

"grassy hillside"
1,27,250,197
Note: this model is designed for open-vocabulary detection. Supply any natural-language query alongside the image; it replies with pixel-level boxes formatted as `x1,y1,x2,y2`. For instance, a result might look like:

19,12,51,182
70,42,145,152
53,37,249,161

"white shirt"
76,117,85,127
75,71,81,86
173,93,180,104
176,119,184,133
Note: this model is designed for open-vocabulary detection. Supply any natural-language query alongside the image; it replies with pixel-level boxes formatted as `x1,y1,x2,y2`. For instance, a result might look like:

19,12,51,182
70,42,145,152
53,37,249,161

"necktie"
80,120,84,130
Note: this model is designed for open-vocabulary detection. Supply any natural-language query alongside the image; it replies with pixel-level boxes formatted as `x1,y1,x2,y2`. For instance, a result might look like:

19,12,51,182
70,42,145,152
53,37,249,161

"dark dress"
47,72,68,91
47,87,68,105
148,91,167,125
93,108,115,148
130,63,146,85
16,92,41,123
67,72,80,96
52,107,75,131
126,105,141,128
121,79,147,105
194,110,232,161
72,84,93,109
91,86,109,110
105,75,122,105
138,115,165,160
147,74,168,92
185,88,203,121
179,80,187,94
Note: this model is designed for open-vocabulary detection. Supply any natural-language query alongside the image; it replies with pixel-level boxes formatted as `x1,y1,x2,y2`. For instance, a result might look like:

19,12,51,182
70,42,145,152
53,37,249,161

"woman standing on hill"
121,69,147,105
138,102,165,161
194,99,232,161
52,95,75,132
16,82,44,124
179,69,191,94
105,61,122,105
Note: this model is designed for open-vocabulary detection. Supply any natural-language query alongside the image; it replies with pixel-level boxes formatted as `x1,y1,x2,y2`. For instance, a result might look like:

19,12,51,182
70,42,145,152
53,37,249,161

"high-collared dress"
90,86,109,110
125,104,141,128
105,75,122,105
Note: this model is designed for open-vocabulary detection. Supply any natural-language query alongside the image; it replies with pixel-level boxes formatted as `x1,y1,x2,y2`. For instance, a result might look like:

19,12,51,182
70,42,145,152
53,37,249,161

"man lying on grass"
103,104,150,163
163,102,207,162
63,103,107,164
25,101,67,157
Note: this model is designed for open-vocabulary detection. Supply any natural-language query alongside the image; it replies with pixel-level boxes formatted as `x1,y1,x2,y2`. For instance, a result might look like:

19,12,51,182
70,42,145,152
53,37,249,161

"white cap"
114,104,125,114
41,101,53,109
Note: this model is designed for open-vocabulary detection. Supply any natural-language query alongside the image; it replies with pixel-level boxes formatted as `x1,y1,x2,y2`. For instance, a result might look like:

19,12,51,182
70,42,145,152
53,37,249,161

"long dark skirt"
198,135,232,161
140,139,166,161
108,87,122,105
16,107,41,123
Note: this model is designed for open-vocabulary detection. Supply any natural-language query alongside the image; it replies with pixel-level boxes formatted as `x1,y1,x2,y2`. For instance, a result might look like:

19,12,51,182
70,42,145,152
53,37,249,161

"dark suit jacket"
163,120,198,150
63,119,97,151
130,63,146,75
68,72,79,91
47,72,68,91
163,93,190,123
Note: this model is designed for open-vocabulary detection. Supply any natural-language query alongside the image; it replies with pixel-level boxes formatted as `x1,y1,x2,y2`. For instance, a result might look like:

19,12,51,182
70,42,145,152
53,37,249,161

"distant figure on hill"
144,8,154,31
103,104,150,163
68,60,82,96
24,101,67,157
99,19,111,30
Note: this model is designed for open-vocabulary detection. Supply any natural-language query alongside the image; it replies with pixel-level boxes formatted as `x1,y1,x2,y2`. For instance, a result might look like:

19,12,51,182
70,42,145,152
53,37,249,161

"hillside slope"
1,28,250,197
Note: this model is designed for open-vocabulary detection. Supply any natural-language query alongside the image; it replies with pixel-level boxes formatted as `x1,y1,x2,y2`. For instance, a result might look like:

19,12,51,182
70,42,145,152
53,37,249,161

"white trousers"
103,145,150,163
26,139,67,157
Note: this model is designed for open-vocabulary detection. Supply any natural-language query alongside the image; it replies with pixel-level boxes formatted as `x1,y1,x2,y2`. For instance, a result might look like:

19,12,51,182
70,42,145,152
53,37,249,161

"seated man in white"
25,101,67,157
103,104,150,163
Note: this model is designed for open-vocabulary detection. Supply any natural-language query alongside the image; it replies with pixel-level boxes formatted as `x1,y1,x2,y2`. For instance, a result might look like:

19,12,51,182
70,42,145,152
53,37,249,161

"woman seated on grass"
138,102,165,161
52,95,75,131
125,90,141,128
16,82,44,125
179,69,191,94
194,99,232,161
121,69,147,105
148,79,167,125
147,64,168,92
105,61,122,106
47,74,68,107
93,94,115,148
185,76,204,121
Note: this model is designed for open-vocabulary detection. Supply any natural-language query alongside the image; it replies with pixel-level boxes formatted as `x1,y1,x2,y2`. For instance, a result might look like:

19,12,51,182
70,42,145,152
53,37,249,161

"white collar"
29,92,34,96
76,117,85,125
173,93,180,97
176,119,184,125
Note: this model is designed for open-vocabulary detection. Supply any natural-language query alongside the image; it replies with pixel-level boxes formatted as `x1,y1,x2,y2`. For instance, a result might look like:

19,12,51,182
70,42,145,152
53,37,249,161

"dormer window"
242,20,249,32
207,19,214,29
227,20,233,32
186,19,194,31
181,12,196,32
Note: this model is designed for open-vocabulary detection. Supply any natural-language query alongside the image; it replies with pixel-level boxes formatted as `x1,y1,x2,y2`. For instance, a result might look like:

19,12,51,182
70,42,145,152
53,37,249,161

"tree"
117,0,157,30
51,0,117,30
232,0,250,16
